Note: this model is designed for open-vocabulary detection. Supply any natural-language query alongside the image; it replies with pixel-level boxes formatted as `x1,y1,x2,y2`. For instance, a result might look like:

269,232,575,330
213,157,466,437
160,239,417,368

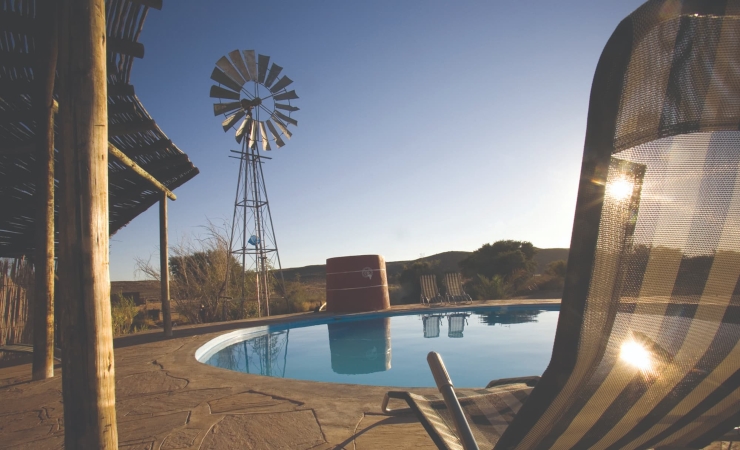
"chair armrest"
381,391,415,414
428,352,480,450
486,376,540,388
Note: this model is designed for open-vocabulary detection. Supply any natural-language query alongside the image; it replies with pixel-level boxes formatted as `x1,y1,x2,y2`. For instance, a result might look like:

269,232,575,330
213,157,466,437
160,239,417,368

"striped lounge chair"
444,273,472,304
382,1,740,448
420,274,444,305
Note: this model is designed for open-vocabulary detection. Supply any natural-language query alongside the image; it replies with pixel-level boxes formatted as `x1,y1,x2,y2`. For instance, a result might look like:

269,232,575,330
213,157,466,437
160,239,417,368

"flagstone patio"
0,299,734,449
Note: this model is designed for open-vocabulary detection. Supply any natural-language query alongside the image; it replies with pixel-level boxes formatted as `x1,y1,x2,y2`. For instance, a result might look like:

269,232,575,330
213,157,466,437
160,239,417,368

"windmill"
210,50,299,317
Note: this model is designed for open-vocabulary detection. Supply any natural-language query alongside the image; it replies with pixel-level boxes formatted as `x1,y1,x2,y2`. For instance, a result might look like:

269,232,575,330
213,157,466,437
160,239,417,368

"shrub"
111,293,139,336
468,274,510,300
136,220,261,324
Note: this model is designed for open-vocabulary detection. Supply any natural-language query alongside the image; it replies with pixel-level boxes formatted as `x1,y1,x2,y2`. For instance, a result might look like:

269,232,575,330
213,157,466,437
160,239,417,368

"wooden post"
32,0,58,381
57,0,118,447
160,193,172,336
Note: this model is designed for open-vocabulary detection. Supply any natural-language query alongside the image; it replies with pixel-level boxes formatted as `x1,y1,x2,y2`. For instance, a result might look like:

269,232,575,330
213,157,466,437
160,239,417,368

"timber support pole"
160,192,172,336
57,0,118,447
32,0,58,381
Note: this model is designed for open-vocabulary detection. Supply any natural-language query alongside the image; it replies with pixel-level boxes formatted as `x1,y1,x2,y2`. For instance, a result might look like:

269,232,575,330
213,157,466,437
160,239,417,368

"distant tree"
459,240,537,279
544,259,567,278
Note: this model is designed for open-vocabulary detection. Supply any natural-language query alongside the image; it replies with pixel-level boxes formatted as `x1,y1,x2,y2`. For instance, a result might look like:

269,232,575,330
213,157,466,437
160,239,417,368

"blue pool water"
197,304,559,388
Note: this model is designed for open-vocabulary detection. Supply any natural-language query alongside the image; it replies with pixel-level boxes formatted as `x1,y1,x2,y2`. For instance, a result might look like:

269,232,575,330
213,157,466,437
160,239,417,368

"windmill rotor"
210,50,299,150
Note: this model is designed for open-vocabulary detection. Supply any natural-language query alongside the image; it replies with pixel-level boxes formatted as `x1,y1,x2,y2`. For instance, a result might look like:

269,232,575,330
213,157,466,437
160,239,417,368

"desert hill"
280,247,570,285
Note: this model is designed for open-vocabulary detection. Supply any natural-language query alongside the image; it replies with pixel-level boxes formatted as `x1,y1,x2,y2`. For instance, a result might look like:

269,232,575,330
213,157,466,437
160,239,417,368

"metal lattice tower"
209,50,299,316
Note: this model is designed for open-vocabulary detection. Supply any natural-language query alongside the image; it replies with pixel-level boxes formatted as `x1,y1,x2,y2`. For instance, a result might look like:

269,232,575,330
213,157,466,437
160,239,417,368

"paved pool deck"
0,299,735,449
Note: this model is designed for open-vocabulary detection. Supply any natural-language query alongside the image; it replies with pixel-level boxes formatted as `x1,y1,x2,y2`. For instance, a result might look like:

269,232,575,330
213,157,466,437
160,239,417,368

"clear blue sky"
109,0,646,281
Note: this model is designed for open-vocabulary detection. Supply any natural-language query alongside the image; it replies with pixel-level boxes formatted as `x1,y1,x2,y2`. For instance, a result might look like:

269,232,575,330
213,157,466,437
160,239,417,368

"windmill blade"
259,121,271,150
272,115,292,139
214,101,242,116
210,68,242,93
265,120,285,148
243,50,257,81
210,85,240,101
264,63,282,88
274,110,297,126
257,54,270,84
216,56,246,86
269,76,293,93
235,117,251,143
273,90,299,101
249,119,258,149
222,110,245,132
275,103,299,112
229,49,252,82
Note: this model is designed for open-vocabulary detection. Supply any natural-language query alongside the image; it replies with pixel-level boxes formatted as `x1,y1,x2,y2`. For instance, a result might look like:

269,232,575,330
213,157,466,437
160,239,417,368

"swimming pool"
196,304,559,388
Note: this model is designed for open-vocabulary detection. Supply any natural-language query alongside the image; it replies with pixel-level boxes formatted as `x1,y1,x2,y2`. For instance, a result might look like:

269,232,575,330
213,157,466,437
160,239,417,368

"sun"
606,177,634,201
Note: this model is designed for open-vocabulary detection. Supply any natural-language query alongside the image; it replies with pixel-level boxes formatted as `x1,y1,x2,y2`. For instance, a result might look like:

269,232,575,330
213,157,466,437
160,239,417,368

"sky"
109,0,647,281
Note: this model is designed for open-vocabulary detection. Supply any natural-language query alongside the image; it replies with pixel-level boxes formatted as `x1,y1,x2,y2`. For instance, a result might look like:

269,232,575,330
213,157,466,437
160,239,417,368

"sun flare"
606,177,634,201
620,340,652,371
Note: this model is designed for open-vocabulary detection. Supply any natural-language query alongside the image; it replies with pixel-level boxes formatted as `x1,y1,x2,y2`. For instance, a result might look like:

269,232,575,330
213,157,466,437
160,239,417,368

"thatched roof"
0,0,200,257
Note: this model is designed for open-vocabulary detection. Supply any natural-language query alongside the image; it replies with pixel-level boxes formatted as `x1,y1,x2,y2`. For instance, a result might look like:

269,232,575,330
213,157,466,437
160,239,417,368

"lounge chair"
423,314,443,338
382,1,740,448
444,273,472,304
420,274,443,305
447,313,469,338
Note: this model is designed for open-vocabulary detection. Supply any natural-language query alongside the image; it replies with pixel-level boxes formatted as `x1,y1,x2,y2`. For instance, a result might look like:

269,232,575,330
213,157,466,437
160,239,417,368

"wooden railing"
0,258,33,347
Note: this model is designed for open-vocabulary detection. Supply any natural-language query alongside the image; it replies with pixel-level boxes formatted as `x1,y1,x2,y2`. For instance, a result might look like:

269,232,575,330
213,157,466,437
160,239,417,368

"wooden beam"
107,37,145,59
130,0,163,10
160,193,172,336
108,168,198,235
108,118,155,136
108,144,176,200
108,154,191,187
57,0,118,447
32,0,58,381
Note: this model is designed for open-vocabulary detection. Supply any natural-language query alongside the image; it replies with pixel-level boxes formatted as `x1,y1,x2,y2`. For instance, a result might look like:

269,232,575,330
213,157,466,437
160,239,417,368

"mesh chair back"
420,274,441,303
497,2,740,449
445,273,465,297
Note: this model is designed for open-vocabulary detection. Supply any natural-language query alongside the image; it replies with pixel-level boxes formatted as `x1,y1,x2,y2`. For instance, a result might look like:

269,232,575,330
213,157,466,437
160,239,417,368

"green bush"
111,294,139,336
469,274,510,300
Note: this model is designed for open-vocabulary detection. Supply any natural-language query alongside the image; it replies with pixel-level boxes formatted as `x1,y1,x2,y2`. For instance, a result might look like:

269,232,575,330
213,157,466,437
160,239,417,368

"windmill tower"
209,50,299,317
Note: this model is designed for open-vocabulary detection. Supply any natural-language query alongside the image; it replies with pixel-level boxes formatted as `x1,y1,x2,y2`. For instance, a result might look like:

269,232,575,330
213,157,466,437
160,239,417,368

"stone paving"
0,299,736,449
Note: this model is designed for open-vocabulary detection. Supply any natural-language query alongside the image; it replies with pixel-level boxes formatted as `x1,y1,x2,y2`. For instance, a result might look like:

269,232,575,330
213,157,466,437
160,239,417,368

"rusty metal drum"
325,254,390,313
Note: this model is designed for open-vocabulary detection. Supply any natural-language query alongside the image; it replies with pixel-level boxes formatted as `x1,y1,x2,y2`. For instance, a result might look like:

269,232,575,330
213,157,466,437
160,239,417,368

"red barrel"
325,255,390,313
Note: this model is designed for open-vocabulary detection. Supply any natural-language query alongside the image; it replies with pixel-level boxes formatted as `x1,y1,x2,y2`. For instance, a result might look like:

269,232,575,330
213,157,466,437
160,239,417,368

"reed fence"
0,258,34,347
